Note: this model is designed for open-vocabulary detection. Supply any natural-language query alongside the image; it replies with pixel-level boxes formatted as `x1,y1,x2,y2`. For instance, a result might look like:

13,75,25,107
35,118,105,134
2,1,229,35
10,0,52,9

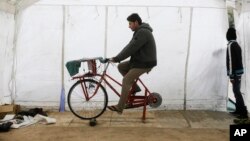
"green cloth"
66,61,81,76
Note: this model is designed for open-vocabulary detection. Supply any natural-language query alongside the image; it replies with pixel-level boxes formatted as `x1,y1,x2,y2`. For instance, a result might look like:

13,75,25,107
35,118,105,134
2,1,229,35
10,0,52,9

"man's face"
128,21,139,31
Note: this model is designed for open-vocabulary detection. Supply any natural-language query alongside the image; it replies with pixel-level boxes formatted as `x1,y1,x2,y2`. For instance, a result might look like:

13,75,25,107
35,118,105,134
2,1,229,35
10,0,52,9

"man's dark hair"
127,13,142,25
226,27,237,41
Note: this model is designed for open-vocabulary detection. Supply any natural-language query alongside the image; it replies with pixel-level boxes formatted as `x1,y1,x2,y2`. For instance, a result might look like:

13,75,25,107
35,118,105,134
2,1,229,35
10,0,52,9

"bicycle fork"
80,79,101,101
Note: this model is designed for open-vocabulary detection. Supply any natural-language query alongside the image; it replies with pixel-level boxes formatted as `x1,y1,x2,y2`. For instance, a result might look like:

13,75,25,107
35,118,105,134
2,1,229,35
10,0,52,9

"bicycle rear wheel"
68,79,108,119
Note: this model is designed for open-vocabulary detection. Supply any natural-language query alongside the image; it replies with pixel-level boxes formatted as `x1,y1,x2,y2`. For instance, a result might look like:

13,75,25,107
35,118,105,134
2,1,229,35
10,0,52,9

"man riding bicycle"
108,13,157,114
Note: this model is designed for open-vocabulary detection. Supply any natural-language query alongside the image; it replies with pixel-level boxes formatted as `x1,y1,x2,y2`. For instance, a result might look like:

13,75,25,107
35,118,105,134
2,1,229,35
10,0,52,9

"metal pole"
184,7,193,110
59,5,66,112
104,6,108,58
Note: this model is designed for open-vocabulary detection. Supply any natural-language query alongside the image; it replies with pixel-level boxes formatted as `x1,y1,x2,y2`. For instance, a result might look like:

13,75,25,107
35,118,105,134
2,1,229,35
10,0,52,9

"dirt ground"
0,110,233,141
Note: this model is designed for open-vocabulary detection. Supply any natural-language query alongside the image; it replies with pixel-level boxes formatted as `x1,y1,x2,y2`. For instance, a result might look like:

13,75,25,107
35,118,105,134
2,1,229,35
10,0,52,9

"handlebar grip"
99,58,110,63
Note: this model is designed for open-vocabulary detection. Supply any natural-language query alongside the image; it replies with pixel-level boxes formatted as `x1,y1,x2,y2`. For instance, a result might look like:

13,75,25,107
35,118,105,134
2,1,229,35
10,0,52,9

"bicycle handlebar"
99,58,110,63
74,57,110,64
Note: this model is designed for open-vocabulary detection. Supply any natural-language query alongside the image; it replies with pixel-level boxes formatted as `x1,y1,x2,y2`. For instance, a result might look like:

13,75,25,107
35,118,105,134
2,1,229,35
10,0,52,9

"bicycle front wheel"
67,79,108,119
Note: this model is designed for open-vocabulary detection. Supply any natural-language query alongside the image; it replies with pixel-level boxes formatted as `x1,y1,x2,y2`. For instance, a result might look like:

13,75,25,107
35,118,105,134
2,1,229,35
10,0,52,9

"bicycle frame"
71,60,153,120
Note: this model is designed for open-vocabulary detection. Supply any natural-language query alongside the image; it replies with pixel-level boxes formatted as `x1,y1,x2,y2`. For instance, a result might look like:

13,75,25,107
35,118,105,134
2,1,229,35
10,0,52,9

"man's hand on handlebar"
109,58,116,63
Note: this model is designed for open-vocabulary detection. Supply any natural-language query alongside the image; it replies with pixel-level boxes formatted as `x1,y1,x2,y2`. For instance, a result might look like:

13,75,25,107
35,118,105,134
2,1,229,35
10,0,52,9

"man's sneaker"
233,118,250,125
229,111,240,116
131,88,141,96
236,114,249,119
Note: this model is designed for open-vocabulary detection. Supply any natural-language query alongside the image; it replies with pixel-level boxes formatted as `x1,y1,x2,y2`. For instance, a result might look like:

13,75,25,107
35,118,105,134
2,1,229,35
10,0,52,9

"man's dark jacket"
226,40,244,78
113,23,157,68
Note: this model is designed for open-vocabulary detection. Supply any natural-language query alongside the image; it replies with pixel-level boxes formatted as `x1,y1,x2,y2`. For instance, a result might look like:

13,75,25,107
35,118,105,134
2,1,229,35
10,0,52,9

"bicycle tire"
68,79,108,120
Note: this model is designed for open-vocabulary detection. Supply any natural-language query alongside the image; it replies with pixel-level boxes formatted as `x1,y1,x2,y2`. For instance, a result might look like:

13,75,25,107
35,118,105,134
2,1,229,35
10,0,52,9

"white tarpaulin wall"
235,1,250,113
1,0,248,111
0,11,15,104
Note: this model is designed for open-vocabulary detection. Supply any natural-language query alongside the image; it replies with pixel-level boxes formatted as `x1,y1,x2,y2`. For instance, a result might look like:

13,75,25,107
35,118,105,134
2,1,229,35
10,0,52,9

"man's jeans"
117,61,152,112
231,75,247,113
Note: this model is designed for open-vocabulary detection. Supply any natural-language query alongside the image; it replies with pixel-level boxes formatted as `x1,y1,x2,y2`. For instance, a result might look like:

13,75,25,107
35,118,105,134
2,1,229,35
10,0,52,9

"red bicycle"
67,57,162,121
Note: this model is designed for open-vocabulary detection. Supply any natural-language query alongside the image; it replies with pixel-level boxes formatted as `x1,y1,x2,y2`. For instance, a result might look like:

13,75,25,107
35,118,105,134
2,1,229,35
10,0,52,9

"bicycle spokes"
68,79,108,119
